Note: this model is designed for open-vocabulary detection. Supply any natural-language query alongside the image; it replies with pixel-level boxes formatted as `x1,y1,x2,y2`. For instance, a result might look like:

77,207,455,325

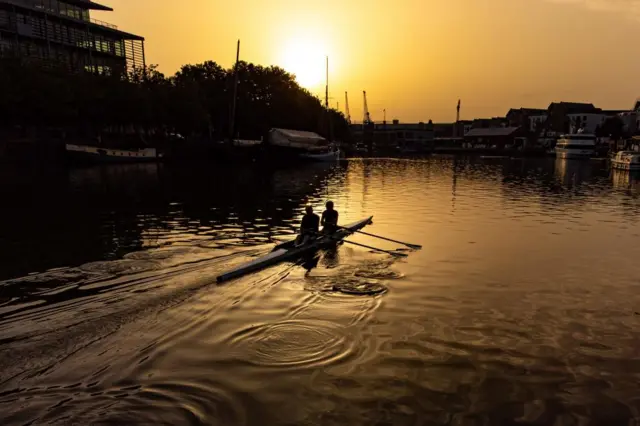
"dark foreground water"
1,157,640,425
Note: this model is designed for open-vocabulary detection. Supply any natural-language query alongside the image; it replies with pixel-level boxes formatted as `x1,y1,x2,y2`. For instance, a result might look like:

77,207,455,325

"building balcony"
90,16,116,29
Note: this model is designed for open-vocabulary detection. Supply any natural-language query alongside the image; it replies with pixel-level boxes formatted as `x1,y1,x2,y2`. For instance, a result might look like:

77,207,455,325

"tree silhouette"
0,58,350,147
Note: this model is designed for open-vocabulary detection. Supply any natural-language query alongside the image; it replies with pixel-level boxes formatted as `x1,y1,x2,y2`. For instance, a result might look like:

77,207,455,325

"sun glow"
279,38,327,89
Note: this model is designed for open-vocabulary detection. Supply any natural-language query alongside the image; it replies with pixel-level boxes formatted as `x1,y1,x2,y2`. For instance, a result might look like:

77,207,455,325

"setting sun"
279,38,327,90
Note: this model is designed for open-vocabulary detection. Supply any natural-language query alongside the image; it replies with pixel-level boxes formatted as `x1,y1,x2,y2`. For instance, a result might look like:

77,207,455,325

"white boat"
611,151,640,171
216,216,373,283
299,149,340,162
268,128,327,150
266,128,339,162
66,144,161,163
555,133,596,159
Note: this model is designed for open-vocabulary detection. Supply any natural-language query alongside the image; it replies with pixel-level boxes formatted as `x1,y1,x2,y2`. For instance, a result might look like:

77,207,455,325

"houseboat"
611,151,640,171
266,128,339,162
555,132,596,159
65,144,162,164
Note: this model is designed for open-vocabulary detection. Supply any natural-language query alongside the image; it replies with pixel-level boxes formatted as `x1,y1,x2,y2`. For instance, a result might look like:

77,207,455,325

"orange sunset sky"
97,0,640,123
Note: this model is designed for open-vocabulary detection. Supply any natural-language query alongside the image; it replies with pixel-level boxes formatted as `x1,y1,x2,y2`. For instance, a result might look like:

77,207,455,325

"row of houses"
351,101,640,153
504,102,636,135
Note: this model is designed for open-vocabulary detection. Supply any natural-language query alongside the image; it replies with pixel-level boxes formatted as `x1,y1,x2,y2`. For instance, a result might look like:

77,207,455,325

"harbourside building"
451,120,472,138
511,103,631,136
0,0,145,76
471,117,509,129
617,106,640,136
464,127,524,148
351,120,435,152
546,102,605,134
506,108,547,131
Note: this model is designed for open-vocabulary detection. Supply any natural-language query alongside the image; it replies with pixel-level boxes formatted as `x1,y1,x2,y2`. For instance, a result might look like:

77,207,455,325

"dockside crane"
345,91,351,124
362,91,374,152
363,91,372,124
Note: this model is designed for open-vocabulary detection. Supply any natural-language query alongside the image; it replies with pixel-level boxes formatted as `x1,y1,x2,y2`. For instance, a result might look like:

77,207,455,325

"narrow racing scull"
215,216,373,283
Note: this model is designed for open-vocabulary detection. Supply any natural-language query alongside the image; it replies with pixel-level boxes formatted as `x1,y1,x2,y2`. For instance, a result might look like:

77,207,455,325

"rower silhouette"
296,205,319,246
321,200,339,234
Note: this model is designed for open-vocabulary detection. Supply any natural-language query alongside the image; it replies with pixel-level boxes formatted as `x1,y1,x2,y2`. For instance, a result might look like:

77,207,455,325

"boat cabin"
611,151,640,171
268,128,331,152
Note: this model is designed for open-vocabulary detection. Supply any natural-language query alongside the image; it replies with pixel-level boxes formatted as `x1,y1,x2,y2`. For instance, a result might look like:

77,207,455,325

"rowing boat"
215,216,373,283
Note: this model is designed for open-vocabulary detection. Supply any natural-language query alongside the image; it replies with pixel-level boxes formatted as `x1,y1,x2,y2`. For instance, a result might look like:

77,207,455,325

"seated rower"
321,200,339,234
296,205,319,246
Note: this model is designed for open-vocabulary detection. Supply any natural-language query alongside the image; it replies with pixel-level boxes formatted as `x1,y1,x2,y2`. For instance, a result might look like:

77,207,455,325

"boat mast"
228,39,240,143
325,56,329,110
325,56,334,142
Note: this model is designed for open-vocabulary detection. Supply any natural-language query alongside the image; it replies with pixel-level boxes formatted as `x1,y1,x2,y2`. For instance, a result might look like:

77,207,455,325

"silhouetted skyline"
98,0,640,122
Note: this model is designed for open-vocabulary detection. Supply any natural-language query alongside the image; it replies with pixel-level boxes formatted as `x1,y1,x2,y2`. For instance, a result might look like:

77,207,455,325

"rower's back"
321,201,339,233
301,211,320,233
296,205,319,246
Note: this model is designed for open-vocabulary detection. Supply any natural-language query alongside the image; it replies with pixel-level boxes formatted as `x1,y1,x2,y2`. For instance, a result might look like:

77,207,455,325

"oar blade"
342,239,409,258
339,226,422,250
391,251,409,257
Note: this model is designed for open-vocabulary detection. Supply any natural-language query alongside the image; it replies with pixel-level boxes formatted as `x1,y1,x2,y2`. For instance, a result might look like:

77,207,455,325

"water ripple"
3,159,640,424
0,380,256,426
227,319,358,369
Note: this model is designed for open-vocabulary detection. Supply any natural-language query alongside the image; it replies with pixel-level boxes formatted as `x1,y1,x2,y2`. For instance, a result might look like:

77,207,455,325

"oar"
339,227,422,249
342,239,408,257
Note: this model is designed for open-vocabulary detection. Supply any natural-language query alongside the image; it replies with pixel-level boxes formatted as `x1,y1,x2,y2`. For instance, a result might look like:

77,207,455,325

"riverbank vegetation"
0,58,350,145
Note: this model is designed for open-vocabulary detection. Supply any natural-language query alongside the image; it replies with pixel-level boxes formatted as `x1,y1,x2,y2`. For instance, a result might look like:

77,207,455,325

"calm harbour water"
1,157,640,425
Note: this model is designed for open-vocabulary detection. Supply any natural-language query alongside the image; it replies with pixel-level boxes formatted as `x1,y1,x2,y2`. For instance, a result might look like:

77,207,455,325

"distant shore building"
471,117,508,129
506,108,547,131
452,120,472,138
464,127,524,148
0,0,145,76
529,113,548,132
617,101,640,136
546,102,607,134
350,119,435,151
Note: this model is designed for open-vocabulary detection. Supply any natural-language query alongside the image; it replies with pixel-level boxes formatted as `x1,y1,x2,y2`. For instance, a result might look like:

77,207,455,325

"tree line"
0,58,350,145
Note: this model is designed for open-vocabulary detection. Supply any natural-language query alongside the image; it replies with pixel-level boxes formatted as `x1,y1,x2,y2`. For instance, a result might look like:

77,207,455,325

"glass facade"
14,12,125,57
33,0,90,21
0,1,144,76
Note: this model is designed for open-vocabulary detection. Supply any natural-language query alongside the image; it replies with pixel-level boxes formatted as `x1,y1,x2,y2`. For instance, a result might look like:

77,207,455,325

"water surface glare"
1,158,640,425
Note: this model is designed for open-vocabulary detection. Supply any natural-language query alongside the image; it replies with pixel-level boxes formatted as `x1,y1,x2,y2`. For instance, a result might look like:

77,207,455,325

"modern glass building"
0,0,145,76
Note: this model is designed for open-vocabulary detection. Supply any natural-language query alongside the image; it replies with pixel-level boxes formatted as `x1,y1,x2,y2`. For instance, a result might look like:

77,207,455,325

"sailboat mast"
229,39,240,142
325,56,329,110
325,56,334,142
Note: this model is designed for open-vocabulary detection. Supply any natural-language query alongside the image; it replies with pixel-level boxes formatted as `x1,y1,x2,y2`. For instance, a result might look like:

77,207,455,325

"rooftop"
0,0,112,10
507,107,547,116
65,0,113,11
465,127,520,137
374,122,433,130
548,102,601,114
270,128,325,141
